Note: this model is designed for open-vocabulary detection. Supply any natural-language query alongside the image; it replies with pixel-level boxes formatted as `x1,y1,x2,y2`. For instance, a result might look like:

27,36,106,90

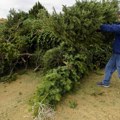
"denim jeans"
102,54,120,85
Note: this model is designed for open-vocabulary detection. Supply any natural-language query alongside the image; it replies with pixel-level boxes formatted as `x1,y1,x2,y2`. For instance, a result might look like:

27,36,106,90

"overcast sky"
0,0,76,18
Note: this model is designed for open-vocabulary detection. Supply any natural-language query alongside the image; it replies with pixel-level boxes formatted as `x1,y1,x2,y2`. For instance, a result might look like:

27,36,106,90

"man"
97,23,120,87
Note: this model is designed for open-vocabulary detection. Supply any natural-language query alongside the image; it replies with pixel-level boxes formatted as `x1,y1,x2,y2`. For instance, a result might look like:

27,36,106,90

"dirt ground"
54,71,120,120
0,71,40,120
0,70,120,120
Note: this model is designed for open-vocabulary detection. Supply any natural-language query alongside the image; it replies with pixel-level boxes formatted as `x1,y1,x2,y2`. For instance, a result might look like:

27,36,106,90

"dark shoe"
97,82,110,88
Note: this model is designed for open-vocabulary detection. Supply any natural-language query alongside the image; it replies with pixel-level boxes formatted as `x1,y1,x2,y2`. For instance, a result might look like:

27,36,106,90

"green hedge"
32,0,118,115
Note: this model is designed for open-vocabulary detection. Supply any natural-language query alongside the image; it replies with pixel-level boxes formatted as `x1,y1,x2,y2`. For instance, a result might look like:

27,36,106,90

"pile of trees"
0,0,118,115
0,2,61,81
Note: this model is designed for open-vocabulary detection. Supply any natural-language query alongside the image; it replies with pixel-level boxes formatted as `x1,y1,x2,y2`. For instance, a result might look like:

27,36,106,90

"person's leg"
116,54,120,78
102,54,116,86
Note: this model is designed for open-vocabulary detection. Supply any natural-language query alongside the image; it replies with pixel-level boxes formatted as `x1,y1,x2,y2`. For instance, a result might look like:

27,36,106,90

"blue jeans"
103,54,120,85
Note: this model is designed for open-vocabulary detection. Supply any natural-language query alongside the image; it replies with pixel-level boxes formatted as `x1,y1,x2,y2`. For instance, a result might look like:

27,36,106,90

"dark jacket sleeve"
100,24,120,33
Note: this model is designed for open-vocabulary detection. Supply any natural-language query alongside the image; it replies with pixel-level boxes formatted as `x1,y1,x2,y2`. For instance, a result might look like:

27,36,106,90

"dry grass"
0,18,6,23
0,71,40,120
0,70,120,120
33,103,55,120
54,70,120,120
